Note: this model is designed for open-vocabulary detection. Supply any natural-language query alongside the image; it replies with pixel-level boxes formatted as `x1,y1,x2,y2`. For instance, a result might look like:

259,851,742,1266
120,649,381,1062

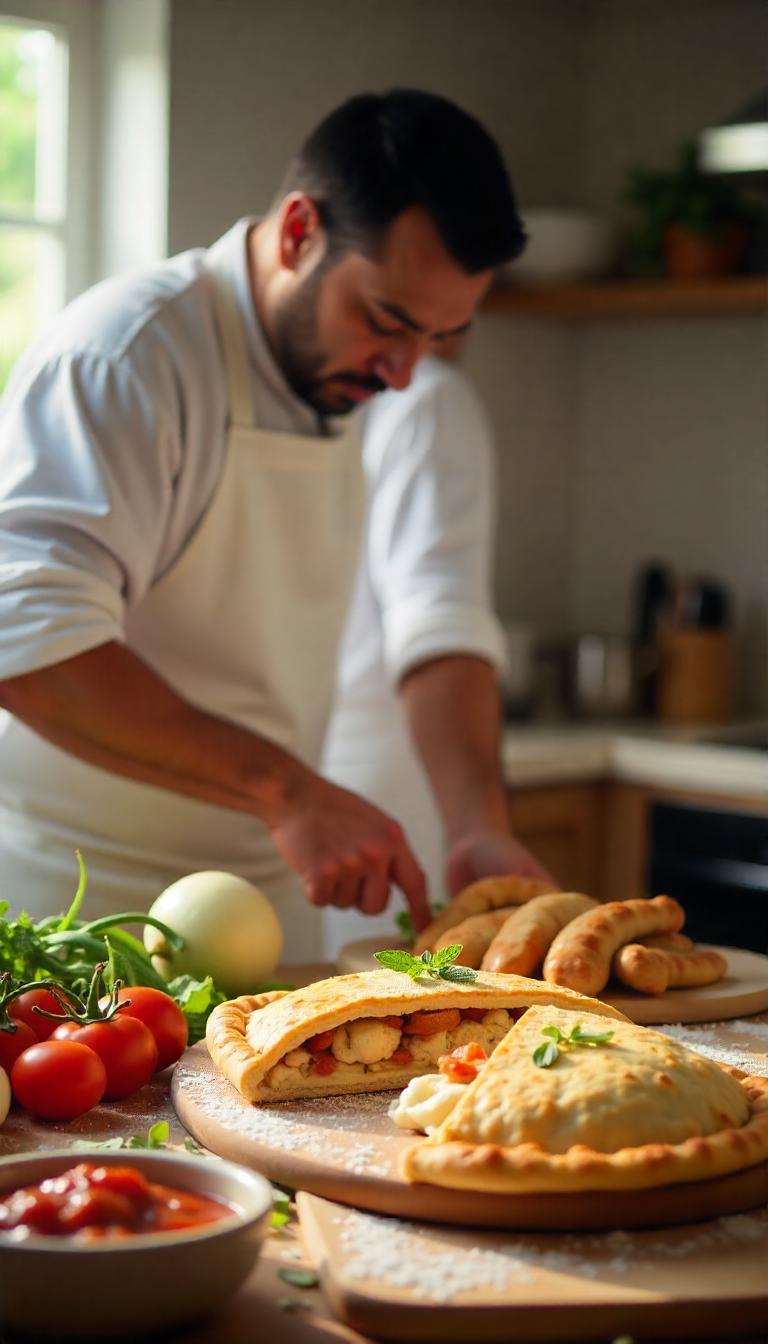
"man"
0,89,525,957
321,345,553,956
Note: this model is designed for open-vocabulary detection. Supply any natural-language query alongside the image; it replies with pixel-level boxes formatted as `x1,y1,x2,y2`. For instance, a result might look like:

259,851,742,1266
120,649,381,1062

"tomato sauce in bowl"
0,1161,236,1240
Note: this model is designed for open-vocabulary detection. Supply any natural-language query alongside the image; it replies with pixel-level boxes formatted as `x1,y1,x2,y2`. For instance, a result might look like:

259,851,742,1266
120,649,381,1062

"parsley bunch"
374,944,477,984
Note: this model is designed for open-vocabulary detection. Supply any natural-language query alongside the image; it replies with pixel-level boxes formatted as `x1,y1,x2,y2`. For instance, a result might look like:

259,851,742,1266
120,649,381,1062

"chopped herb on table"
374,944,477,984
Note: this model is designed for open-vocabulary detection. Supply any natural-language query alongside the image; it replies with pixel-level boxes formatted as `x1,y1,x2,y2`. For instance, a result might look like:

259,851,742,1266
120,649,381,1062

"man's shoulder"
19,249,214,386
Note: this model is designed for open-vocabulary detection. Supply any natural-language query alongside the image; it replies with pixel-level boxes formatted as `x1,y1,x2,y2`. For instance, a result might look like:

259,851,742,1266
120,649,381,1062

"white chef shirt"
0,218,339,678
321,356,507,955
330,355,507,717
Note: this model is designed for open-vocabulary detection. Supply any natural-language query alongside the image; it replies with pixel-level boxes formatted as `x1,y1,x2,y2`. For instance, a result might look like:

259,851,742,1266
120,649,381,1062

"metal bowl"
0,1148,273,1336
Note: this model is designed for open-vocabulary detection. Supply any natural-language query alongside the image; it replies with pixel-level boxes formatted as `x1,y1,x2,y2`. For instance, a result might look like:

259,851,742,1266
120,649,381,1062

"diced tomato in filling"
460,1007,487,1022
387,1046,413,1066
438,1041,489,1084
379,1015,404,1028
310,1051,337,1075
402,1008,461,1036
307,1029,335,1053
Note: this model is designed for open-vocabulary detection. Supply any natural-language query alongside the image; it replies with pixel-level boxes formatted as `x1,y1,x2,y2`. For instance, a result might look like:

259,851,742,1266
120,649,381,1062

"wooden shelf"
482,274,768,320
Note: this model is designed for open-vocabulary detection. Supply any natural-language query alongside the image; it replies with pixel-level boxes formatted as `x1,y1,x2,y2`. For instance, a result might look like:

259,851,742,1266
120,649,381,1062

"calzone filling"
262,1006,521,1093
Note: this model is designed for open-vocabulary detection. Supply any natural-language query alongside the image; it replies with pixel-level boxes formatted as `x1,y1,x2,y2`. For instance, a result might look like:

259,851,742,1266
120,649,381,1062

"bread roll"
432,909,511,968
613,943,727,995
543,895,685,996
413,875,556,955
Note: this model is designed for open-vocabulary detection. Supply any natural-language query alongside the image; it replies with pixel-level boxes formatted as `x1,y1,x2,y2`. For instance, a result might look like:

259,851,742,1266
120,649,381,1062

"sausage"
639,931,694,952
432,909,511,967
480,892,599,975
613,943,728,995
542,894,685,996
413,875,557,955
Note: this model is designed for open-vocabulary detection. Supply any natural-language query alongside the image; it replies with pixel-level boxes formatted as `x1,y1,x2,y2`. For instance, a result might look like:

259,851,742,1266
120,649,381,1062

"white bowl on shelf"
504,209,618,285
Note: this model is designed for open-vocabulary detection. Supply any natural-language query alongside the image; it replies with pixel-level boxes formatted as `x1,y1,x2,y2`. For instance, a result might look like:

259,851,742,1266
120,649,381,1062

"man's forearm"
0,641,308,825
398,654,509,841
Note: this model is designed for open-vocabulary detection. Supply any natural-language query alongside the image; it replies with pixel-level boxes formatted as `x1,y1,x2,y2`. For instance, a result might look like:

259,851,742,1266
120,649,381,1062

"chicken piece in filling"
264,1006,518,1089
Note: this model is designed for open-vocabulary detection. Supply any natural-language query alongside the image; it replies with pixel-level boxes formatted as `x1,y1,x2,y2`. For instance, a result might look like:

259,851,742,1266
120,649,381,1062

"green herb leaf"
394,910,415,942
374,945,476,983
71,1137,126,1152
277,1268,319,1289
533,1039,560,1068
183,1137,205,1156
533,1021,614,1067
438,964,478,983
429,943,462,969
568,1023,615,1046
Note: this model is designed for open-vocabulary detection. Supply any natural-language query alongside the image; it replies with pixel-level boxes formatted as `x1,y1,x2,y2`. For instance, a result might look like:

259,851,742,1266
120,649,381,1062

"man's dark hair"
276,88,526,273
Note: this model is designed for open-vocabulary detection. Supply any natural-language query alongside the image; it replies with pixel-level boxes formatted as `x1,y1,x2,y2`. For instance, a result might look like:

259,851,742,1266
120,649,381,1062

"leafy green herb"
126,1120,171,1149
71,1121,205,1155
533,1022,614,1068
394,910,415,942
271,1186,292,1231
374,944,477,983
277,1267,319,1289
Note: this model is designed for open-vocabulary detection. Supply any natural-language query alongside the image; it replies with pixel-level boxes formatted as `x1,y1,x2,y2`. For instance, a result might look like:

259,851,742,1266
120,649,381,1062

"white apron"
0,242,363,961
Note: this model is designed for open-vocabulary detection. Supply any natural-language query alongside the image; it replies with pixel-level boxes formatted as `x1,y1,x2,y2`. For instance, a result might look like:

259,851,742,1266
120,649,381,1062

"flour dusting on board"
175,1062,395,1176
331,1205,768,1302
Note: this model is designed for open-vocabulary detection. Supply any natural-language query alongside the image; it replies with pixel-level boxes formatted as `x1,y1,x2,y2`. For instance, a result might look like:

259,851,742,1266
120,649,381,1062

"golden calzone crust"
206,969,625,1103
402,1005,768,1193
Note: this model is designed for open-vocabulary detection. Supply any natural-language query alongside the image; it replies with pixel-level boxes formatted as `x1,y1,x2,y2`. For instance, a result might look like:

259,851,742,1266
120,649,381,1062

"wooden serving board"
297,1189,768,1343
172,1043,768,1232
335,938,768,1024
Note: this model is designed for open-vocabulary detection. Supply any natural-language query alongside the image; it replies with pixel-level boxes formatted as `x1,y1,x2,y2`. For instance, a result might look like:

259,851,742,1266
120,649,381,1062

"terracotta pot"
662,223,748,280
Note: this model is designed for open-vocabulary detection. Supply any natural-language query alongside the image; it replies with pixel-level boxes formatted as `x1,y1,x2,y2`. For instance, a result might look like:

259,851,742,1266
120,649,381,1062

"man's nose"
371,338,427,391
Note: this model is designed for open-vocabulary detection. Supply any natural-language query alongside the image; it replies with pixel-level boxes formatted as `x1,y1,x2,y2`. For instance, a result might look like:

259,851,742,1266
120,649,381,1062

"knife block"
657,629,731,724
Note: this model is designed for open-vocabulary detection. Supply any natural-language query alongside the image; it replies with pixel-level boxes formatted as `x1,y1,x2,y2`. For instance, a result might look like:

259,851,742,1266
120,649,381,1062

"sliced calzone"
401,1004,768,1193
205,969,625,1103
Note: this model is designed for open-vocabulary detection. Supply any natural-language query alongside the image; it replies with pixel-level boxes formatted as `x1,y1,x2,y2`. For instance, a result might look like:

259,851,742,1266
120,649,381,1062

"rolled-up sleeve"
365,366,508,688
0,351,174,677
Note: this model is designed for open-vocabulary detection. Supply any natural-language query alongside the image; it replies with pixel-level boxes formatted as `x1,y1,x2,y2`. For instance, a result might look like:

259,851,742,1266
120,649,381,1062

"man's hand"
269,772,431,932
445,827,558,899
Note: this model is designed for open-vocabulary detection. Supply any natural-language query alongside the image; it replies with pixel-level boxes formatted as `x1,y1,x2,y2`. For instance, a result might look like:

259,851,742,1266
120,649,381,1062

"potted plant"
623,141,752,279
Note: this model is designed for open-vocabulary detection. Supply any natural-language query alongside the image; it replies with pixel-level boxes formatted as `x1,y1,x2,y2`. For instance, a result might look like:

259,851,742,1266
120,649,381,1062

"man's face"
270,206,491,416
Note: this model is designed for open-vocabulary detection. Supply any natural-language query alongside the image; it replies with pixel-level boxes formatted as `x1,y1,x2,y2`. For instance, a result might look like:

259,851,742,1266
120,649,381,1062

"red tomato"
8,987,73,1041
0,1018,38,1072
11,1041,107,1119
52,1016,158,1100
99,988,188,1071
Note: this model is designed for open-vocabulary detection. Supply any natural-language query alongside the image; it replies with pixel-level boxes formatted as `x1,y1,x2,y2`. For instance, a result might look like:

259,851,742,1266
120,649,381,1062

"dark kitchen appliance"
648,800,768,952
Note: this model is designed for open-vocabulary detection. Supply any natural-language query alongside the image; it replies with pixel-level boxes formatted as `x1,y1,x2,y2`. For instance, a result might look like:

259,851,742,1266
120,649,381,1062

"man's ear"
277,193,323,270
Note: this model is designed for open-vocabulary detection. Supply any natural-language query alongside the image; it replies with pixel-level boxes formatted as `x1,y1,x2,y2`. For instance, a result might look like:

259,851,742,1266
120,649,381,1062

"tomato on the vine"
52,1015,158,1100
98,987,188,1071
11,1040,107,1119
8,987,75,1041
0,1018,38,1072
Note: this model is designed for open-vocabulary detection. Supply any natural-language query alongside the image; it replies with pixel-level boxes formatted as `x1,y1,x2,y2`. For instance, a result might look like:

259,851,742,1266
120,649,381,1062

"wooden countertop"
1,963,767,1344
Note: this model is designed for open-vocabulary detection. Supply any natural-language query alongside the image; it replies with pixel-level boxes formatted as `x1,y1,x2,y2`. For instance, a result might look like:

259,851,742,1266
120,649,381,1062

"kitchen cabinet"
483,275,768,320
505,781,605,896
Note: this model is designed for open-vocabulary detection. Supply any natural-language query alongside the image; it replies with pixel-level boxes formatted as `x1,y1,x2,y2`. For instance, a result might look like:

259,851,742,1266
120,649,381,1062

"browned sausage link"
412,875,557,955
640,932,694,952
613,943,728,994
543,895,685,996
481,892,598,975
432,909,511,966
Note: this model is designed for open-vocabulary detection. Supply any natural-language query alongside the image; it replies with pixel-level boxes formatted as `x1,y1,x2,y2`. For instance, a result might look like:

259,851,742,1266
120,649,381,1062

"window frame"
0,0,96,305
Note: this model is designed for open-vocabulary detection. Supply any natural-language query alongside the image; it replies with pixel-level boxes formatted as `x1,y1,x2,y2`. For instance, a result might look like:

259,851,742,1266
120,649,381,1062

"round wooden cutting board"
335,938,768,1024
172,1042,768,1232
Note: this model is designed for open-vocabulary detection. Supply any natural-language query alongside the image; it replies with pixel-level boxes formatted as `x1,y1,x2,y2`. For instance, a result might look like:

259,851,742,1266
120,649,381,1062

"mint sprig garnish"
374,944,477,983
533,1021,614,1068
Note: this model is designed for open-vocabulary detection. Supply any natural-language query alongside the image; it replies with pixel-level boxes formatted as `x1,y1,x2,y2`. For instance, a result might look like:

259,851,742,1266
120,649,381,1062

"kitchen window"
0,1,94,390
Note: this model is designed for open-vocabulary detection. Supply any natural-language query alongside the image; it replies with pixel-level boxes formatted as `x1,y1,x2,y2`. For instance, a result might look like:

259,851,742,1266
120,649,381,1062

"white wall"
165,0,768,714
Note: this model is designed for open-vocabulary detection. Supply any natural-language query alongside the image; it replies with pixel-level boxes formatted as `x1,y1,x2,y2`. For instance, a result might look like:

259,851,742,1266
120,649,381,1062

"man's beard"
271,268,386,416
